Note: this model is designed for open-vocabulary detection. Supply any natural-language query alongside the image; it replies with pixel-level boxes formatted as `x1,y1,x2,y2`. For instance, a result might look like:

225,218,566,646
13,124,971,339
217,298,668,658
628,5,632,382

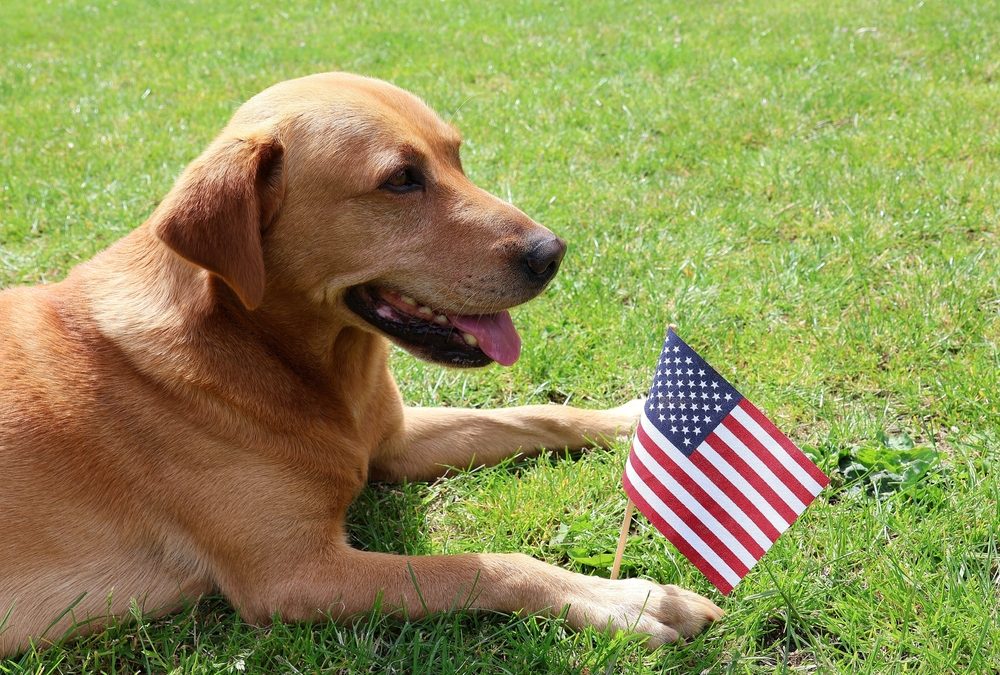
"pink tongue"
447,311,522,366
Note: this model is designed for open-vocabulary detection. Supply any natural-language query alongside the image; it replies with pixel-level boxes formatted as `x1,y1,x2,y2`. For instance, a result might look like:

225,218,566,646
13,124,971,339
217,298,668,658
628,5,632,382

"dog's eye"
381,167,423,193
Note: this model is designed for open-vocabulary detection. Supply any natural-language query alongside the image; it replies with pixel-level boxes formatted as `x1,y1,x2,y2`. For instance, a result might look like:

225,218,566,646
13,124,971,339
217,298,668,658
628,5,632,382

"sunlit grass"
1,0,997,671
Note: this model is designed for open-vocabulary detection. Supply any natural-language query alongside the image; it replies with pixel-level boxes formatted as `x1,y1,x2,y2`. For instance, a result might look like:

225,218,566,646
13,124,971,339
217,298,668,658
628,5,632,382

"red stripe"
635,426,765,559
721,416,815,507
626,450,750,577
704,433,798,525
738,399,829,488
624,468,734,595
686,443,781,543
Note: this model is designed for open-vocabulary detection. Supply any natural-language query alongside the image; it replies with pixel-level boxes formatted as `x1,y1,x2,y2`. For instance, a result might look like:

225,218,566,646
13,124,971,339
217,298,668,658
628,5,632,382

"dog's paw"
600,398,645,441
563,576,723,649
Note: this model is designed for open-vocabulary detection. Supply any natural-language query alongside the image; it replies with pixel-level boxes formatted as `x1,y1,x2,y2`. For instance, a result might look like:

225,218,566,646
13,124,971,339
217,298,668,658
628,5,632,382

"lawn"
1,0,998,672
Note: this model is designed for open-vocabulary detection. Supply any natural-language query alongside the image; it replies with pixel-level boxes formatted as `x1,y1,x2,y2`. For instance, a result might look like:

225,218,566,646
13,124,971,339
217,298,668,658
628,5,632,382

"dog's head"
149,73,564,367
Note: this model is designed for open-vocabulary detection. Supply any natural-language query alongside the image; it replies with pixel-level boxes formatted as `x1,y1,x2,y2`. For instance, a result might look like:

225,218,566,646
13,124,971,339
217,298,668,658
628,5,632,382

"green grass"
1,0,998,671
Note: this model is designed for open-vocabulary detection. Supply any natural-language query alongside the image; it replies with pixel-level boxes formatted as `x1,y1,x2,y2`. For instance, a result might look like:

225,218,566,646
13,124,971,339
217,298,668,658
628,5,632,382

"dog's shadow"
346,481,439,555
346,448,607,557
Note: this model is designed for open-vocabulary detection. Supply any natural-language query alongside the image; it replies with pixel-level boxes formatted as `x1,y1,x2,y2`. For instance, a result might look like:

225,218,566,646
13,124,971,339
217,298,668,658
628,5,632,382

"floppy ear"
150,131,284,310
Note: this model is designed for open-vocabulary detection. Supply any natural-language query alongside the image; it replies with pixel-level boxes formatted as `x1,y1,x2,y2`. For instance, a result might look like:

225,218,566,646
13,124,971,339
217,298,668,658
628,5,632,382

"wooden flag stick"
609,498,634,580
610,323,676,581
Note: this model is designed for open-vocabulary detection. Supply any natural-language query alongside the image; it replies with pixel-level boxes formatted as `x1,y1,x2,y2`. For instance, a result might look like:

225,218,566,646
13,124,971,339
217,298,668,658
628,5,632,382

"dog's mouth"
344,286,522,367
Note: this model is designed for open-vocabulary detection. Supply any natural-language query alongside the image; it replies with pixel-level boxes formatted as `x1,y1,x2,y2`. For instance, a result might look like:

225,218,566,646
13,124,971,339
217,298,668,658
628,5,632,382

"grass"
1,0,998,671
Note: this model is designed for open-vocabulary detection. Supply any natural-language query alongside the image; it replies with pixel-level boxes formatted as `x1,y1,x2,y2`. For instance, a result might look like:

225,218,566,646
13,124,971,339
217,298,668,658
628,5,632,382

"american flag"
622,328,828,595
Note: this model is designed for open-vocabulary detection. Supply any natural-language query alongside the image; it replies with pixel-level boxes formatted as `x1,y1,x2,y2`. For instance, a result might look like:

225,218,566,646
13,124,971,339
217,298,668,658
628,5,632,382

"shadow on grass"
347,449,601,554
347,481,439,556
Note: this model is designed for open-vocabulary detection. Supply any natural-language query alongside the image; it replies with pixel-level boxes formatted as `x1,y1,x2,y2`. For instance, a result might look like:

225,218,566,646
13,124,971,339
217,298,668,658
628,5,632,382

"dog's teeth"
399,295,416,306
462,332,478,346
418,306,433,317
434,314,449,325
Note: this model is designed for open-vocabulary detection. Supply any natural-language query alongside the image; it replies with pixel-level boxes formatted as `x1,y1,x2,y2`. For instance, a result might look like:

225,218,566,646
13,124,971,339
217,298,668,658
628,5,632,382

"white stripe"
630,440,759,569
624,458,742,587
715,424,807,514
696,440,790,533
730,405,824,495
639,414,773,550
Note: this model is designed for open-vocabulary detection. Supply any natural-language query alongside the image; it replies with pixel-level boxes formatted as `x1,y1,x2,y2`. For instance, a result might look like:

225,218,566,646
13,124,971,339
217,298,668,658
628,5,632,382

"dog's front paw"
564,576,723,649
597,398,644,442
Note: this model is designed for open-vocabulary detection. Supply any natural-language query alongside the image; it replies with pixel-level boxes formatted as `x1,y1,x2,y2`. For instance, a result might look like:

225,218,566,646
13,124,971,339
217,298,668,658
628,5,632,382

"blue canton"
644,328,744,457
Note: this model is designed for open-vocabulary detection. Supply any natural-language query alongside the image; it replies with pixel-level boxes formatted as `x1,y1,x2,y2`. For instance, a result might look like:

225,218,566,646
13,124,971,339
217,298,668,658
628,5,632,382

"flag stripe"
727,406,822,504
738,400,830,488
623,472,735,595
723,414,815,508
636,422,768,557
683,444,782,544
639,415,776,549
731,403,824,495
623,460,737,594
695,438,792,532
630,438,756,571
717,420,810,512
703,434,798,525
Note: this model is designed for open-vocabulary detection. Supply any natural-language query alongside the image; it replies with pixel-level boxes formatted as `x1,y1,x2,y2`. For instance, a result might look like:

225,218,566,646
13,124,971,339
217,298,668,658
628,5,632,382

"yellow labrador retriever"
0,73,721,655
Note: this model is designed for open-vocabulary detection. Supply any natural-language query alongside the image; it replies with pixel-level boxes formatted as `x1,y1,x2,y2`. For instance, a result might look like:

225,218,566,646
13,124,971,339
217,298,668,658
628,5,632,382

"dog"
0,72,722,656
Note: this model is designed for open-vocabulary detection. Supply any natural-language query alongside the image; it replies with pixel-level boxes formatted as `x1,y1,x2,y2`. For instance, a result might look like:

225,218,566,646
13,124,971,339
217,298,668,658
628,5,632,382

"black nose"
522,235,567,285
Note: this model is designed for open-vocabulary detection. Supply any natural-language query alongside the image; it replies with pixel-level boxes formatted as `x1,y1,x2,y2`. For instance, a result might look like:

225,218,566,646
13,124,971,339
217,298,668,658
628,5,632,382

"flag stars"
724,393,733,401
711,381,718,389
657,402,665,410
713,392,720,400
698,369,705,376
670,425,678,433
658,414,666,422
685,357,692,364
714,404,722,412
683,437,692,446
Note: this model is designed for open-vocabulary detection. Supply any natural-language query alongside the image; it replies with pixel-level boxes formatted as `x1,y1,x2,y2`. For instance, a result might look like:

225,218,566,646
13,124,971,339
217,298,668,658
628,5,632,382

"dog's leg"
370,399,644,482
243,546,721,649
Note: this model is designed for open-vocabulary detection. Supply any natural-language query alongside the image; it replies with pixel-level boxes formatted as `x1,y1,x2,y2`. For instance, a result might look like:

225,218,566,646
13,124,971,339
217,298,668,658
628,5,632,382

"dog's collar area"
344,285,497,367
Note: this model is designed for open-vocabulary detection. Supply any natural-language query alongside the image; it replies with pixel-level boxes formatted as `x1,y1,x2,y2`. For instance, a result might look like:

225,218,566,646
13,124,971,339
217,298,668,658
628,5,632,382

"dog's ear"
150,131,284,310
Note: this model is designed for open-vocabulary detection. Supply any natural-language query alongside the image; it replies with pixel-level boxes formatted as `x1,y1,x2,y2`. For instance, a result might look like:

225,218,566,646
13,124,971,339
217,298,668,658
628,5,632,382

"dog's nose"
522,235,566,285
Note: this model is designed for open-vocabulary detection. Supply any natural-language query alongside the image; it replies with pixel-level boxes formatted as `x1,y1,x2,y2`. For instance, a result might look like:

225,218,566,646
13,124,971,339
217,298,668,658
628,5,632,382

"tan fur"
0,73,721,656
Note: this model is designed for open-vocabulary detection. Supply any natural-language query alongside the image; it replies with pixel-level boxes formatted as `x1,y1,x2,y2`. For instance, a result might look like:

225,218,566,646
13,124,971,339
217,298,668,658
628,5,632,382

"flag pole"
610,323,676,581
609,499,634,580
